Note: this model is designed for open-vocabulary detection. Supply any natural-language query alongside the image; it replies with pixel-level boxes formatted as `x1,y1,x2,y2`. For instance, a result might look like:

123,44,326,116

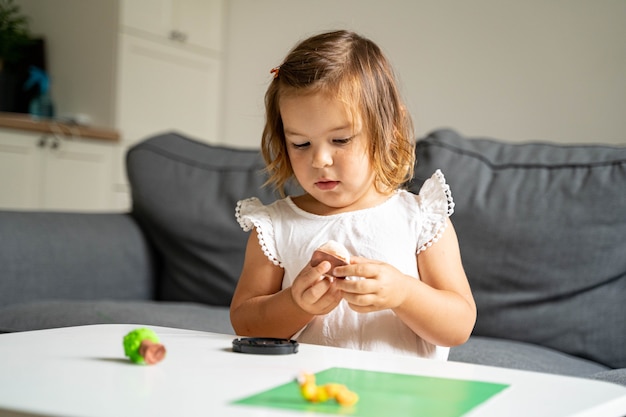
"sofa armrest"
0,211,156,307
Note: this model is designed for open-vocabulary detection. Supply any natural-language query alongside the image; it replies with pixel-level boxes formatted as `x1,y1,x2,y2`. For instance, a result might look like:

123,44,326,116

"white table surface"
0,324,625,417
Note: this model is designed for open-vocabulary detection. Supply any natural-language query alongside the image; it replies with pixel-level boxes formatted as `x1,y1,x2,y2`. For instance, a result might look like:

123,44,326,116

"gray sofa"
1,129,624,386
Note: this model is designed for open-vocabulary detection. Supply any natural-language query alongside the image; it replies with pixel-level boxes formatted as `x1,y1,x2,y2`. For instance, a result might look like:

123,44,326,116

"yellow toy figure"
297,372,359,406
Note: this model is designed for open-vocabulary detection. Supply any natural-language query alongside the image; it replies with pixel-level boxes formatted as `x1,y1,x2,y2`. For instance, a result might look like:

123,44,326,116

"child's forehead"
279,89,363,129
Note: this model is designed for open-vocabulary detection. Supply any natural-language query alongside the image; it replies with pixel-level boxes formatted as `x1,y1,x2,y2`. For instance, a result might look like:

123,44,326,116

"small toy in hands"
123,328,166,365
297,372,359,406
310,240,350,279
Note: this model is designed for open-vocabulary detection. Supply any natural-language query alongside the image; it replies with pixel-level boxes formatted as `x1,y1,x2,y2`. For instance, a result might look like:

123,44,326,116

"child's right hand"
290,261,343,316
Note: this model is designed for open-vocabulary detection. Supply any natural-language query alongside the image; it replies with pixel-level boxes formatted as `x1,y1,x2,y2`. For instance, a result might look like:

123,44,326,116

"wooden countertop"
0,112,120,142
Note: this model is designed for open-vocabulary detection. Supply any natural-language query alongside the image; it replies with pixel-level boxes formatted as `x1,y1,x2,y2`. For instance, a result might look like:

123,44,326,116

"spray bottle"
23,66,54,119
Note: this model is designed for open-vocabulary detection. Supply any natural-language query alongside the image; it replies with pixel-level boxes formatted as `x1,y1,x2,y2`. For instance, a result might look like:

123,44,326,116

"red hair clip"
270,67,280,79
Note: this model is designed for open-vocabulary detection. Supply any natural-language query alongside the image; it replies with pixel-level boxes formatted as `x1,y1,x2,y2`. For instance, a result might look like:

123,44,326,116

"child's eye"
333,137,353,145
291,141,310,149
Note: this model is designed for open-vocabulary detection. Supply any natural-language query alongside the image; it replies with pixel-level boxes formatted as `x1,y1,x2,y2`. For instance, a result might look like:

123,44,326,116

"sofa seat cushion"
0,300,233,335
450,336,609,377
589,369,626,387
412,129,626,369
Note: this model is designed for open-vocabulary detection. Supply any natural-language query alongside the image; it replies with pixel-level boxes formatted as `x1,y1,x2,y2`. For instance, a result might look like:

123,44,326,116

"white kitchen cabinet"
0,130,40,209
112,0,224,210
120,0,223,53
112,33,221,208
115,0,223,147
0,128,116,211
115,32,221,147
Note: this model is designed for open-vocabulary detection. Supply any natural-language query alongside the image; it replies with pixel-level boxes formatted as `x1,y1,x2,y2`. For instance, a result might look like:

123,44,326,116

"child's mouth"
315,180,339,190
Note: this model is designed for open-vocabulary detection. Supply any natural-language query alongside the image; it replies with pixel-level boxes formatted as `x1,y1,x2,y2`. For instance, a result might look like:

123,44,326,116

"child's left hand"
333,256,414,313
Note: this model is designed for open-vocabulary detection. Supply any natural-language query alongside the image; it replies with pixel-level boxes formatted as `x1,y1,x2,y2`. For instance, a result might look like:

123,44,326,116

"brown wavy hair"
262,30,415,196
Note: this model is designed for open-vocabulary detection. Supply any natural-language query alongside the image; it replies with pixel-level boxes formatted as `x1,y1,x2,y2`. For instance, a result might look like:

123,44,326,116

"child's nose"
312,147,333,168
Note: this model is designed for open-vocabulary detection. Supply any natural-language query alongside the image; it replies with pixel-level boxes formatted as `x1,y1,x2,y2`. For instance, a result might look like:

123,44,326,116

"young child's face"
279,91,386,214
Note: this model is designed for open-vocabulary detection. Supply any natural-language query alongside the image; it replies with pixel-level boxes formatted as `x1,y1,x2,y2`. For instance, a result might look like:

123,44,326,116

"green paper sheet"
233,367,509,417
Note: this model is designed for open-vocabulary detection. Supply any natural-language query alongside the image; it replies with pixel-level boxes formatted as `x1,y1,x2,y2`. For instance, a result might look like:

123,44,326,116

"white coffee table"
0,324,624,417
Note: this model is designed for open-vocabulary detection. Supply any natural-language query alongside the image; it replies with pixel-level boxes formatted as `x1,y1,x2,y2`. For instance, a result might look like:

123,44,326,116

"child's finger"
297,260,329,280
333,262,373,280
347,255,368,264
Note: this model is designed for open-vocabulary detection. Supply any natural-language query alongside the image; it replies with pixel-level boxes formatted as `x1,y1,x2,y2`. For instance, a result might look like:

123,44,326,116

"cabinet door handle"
38,135,48,148
169,30,187,43
37,134,63,149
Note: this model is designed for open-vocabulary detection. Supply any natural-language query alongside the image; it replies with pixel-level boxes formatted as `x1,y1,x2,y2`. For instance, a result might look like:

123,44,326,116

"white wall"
220,0,626,147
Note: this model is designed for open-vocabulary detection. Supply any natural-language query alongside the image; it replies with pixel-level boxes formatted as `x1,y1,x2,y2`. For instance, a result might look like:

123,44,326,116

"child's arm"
230,230,343,338
334,218,476,347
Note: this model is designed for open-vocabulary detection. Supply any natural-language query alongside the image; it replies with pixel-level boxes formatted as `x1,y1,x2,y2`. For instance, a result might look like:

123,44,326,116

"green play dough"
123,328,160,364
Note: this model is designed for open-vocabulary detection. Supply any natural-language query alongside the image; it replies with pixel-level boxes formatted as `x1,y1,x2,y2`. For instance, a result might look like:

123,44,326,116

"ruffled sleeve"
416,169,455,254
235,197,282,267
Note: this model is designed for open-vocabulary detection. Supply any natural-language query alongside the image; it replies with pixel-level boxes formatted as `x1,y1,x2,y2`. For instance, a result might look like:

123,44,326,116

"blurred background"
1,0,625,211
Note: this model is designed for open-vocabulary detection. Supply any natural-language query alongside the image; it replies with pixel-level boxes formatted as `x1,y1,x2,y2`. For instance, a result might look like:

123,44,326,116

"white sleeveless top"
236,170,454,360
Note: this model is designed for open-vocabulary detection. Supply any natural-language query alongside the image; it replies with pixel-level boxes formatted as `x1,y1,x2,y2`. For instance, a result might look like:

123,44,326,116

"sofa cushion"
450,336,609,377
0,300,233,334
126,132,288,307
589,369,626,387
412,129,626,369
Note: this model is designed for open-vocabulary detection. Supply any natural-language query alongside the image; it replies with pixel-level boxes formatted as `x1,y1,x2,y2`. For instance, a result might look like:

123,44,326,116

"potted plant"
0,0,35,113
0,0,32,71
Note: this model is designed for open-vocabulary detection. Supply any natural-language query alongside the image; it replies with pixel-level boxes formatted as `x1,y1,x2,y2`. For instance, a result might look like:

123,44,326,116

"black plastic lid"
232,337,299,355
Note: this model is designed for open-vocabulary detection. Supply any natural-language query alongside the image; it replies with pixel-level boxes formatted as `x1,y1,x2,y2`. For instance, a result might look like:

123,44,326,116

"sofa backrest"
411,129,626,369
127,129,626,369
127,132,291,307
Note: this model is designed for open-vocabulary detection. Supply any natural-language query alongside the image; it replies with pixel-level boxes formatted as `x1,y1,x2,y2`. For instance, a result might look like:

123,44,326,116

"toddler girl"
231,30,475,360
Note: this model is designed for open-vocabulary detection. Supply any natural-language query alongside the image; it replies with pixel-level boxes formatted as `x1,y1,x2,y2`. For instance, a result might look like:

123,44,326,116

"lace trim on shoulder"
416,169,455,254
235,198,282,267
434,169,455,216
